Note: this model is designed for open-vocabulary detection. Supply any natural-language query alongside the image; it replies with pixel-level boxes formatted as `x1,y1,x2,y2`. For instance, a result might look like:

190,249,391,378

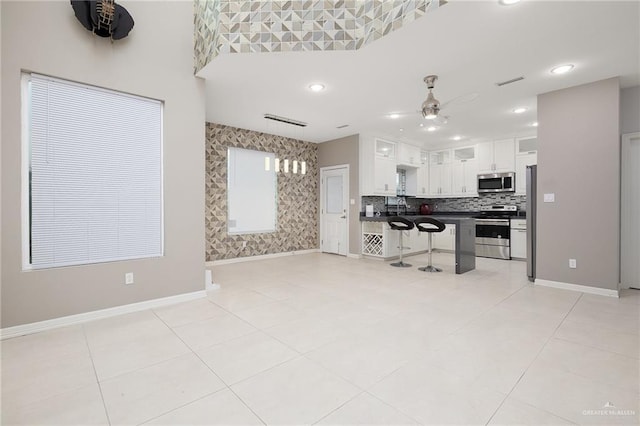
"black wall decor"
71,0,134,40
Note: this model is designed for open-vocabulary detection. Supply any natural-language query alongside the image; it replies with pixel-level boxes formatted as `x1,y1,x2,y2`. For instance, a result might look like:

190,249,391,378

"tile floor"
2,252,639,425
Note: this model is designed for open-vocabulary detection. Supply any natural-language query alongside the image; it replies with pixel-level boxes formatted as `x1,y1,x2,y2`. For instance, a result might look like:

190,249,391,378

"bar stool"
387,216,415,268
414,217,446,272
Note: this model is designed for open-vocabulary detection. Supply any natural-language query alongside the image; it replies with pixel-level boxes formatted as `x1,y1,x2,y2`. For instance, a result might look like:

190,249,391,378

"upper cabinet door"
516,136,538,155
397,143,421,166
477,139,515,173
493,138,515,172
375,139,396,159
476,142,494,173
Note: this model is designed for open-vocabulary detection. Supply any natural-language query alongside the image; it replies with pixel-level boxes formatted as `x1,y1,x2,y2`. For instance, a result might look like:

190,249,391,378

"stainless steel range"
474,205,518,260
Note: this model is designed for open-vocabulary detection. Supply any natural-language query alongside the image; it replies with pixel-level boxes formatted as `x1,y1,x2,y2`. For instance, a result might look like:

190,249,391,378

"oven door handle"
475,220,510,226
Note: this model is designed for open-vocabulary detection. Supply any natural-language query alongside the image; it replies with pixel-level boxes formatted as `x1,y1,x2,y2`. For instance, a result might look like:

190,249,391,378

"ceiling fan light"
422,108,438,120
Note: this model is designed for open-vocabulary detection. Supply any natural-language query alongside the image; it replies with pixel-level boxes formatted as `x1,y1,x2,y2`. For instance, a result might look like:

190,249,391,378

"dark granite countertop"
360,213,476,222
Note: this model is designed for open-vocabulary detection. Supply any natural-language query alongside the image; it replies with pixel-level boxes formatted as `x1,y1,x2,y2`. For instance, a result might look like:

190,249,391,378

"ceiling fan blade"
440,92,479,110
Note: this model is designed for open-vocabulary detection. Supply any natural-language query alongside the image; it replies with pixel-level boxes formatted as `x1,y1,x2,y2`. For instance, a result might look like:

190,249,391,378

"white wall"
1,1,206,327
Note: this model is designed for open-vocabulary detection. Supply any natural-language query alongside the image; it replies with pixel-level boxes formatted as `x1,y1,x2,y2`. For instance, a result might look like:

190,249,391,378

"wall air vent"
264,113,307,127
495,76,525,87
336,124,349,129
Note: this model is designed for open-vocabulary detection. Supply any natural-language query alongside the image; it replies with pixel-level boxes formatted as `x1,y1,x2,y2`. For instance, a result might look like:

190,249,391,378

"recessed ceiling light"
399,128,404,132
419,123,424,127
452,135,462,141
308,83,325,92
499,0,521,5
513,107,528,114
550,64,574,75
427,126,437,132
531,122,539,127
389,113,400,119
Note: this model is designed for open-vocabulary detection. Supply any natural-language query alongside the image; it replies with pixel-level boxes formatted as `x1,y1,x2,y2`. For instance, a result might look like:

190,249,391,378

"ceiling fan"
421,75,442,120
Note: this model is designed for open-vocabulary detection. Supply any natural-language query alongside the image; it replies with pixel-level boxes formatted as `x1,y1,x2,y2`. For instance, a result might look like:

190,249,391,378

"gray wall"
1,1,206,327
318,134,361,255
621,86,640,134
537,78,620,291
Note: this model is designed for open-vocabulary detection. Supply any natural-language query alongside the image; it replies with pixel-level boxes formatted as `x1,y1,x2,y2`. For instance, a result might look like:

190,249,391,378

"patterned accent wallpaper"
206,123,318,261
194,0,445,73
362,193,527,215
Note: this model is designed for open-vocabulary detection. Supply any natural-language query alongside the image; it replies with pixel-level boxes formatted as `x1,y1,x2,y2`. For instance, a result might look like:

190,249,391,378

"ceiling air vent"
336,124,349,129
495,76,525,87
264,113,307,127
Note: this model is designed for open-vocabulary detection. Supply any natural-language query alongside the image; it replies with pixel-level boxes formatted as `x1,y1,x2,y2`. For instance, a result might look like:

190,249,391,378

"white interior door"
321,167,348,256
621,132,640,289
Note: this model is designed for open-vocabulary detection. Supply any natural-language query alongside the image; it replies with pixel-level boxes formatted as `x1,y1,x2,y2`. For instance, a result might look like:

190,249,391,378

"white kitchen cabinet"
374,157,397,195
397,143,421,167
516,136,537,155
428,150,452,197
452,146,478,197
432,224,455,251
360,136,397,196
362,222,429,258
477,139,515,173
404,166,425,197
515,136,537,195
376,139,396,159
510,219,527,259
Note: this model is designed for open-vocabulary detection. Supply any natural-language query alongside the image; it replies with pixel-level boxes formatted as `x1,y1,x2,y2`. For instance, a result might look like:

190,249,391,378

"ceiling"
200,0,640,147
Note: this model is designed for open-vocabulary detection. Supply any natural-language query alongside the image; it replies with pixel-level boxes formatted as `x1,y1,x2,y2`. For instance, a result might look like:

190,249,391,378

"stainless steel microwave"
477,172,515,193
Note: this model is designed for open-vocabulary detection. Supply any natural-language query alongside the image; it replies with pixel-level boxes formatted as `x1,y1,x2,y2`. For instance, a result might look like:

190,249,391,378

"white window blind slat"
27,74,163,269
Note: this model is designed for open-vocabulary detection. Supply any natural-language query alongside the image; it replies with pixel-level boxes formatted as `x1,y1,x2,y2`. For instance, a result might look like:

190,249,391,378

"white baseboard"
535,279,619,298
207,249,320,266
347,253,363,259
1,290,207,340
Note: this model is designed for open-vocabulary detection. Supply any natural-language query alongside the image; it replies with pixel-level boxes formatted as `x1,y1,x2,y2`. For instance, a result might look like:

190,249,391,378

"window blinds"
27,74,163,269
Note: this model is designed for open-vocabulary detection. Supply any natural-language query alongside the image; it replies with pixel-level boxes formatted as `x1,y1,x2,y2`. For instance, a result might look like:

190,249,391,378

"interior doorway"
320,166,349,256
621,132,640,289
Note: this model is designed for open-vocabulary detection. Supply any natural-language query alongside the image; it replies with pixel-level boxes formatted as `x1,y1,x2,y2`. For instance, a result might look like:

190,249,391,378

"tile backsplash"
362,193,527,214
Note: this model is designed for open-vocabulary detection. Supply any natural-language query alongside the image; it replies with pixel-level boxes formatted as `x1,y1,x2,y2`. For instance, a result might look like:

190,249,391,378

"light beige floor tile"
1,383,109,426
253,283,320,301
1,325,88,362
262,316,354,353
511,361,640,425
83,310,171,349
488,397,576,425
369,360,506,425
153,298,228,328
231,357,360,425
426,330,548,394
316,392,418,425
196,331,298,385
90,329,191,380
554,318,639,359
100,353,225,425
2,350,96,408
143,388,262,425
305,333,413,389
536,338,640,392
497,285,581,317
207,289,276,312
172,313,256,351
234,301,308,329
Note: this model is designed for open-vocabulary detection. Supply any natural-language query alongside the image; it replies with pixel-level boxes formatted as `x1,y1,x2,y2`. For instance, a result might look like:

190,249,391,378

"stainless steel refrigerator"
526,165,537,281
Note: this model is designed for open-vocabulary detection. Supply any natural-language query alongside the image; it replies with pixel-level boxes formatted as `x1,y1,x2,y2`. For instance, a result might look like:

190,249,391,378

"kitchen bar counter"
360,214,476,274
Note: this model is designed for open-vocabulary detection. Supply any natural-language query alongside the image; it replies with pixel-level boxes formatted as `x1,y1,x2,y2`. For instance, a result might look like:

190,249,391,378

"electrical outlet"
125,272,134,285
569,259,577,269
242,241,247,249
